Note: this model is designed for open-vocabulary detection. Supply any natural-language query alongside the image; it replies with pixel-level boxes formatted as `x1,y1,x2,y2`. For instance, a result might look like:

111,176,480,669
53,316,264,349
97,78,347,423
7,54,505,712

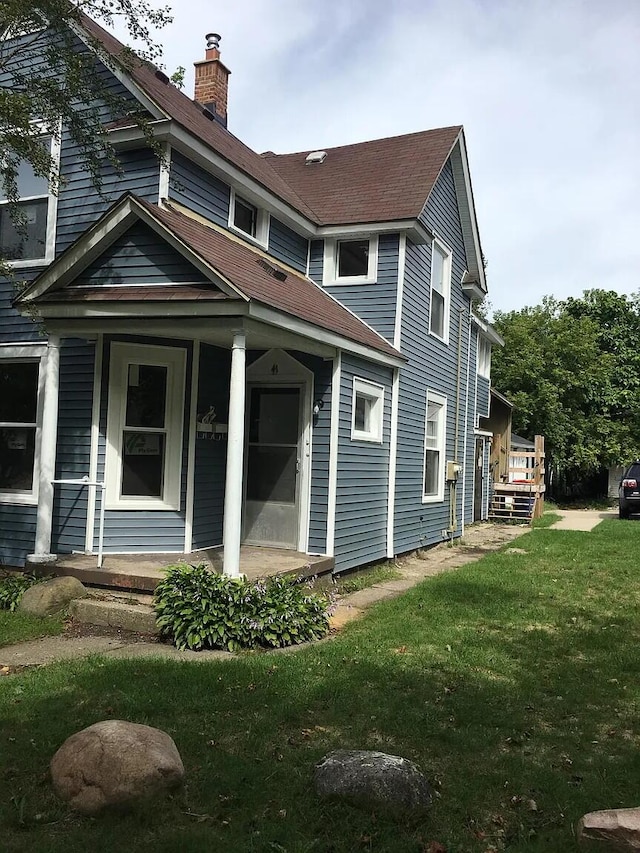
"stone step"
69,597,160,635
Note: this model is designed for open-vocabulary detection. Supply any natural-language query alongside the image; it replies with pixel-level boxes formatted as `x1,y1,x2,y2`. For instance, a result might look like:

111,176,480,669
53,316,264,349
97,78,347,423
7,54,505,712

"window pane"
249,388,299,444
234,197,257,236
0,361,38,423
0,200,48,260
125,364,167,428
432,246,445,295
338,240,369,278
430,290,445,337
246,446,296,503
121,431,165,497
0,427,35,490
424,448,440,496
354,394,369,432
0,142,50,203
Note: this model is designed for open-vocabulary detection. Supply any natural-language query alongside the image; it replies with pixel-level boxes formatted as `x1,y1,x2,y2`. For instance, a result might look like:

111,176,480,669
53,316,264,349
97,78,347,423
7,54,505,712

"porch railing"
51,476,106,568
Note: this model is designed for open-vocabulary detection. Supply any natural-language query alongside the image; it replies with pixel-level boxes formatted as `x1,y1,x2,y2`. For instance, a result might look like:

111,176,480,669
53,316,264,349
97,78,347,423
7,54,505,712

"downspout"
449,307,465,539
461,300,473,536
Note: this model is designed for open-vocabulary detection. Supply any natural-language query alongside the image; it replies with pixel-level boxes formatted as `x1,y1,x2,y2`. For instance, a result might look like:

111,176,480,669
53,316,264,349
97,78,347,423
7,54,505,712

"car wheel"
619,506,630,519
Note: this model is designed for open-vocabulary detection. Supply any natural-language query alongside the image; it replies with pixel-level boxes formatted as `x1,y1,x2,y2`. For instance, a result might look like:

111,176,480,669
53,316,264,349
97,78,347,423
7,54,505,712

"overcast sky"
115,0,640,315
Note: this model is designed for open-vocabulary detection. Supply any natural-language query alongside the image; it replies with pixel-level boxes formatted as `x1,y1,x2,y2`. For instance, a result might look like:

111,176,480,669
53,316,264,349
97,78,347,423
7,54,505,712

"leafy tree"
491,290,640,485
0,0,172,264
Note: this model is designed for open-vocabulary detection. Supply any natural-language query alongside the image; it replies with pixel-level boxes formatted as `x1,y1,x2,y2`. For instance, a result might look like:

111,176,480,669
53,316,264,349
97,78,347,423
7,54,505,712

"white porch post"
33,334,61,561
222,331,246,577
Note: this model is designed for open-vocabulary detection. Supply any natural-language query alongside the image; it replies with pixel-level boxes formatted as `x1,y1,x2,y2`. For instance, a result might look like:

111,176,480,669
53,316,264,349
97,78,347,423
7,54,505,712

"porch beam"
222,331,247,577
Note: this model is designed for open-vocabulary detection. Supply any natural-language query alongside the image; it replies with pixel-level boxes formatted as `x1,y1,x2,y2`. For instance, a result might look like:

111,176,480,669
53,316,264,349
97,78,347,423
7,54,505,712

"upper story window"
0,355,44,504
423,391,446,502
429,239,452,342
229,189,268,247
351,377,384,443
0,133,59,267
477,336,491,379
323,236,378,285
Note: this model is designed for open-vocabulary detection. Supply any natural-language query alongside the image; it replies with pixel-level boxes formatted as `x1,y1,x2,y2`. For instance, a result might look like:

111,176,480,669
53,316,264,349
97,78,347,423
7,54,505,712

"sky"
113,0,640,315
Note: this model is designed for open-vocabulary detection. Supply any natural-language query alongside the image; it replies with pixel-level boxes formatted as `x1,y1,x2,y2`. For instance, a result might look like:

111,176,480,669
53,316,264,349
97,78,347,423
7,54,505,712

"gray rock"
577,807,640,851
314,749,432,815
505,548,528,555
18,576,86,616
50,720,185,815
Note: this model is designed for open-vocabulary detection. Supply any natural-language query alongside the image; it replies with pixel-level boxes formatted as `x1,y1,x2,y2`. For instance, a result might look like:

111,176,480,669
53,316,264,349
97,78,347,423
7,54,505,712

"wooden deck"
28,547,334,593
489,435,546,523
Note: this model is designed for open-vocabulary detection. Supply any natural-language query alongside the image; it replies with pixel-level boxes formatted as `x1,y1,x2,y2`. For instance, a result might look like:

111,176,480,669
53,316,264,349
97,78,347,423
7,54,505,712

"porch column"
222,331,246,577
32,334,61,561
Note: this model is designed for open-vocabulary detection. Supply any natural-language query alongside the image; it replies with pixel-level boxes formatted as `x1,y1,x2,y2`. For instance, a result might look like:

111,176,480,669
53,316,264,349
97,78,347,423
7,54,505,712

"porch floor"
34,547,334,593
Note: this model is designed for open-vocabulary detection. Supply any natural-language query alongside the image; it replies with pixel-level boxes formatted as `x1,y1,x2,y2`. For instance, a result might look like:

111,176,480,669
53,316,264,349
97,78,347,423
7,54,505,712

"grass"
1,519,640,851
334,561,402,594
0,611,64,648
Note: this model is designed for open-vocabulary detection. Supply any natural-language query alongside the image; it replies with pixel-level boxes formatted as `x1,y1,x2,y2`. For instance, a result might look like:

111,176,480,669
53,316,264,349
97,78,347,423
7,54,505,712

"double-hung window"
423,391,446,502
429,240,451,342
0,132,58,265
106,343,186,511
0,358,43,503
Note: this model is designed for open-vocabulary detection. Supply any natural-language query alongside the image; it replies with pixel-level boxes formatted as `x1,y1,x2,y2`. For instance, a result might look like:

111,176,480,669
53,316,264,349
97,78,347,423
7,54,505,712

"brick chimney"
194,33,231,127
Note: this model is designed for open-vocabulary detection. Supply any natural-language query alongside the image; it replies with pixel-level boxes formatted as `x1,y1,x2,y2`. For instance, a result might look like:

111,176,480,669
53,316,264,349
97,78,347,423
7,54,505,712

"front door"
243,386,301,548
474,438,484,521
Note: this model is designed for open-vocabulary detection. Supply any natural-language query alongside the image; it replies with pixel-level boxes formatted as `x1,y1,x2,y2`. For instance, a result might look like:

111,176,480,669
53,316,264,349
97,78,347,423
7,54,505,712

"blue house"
0,15,502,578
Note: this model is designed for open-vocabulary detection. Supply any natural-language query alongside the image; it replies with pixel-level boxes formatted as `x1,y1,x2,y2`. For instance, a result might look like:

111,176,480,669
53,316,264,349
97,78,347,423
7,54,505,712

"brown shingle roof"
263,127,461,226
78,14,319,221
39,196,401,360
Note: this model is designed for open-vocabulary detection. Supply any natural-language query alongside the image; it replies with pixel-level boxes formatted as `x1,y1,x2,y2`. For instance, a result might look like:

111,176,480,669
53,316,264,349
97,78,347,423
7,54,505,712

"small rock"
577,806,640,850
50,720,185,815
18,576,87,616
314,749,432,815
505,548,528,555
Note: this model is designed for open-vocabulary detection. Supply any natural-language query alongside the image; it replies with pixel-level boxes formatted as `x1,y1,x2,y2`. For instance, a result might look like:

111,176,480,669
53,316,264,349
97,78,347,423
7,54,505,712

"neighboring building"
0,15,501,575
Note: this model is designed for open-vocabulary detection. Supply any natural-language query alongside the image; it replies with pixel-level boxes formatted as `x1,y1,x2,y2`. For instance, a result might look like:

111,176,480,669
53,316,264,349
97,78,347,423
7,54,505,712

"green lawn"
2,519,639,852
0,611,64,648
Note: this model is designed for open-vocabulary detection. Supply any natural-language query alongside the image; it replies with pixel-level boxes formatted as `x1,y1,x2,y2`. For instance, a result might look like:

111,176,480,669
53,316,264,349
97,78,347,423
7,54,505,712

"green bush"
0,573,42,612
153,564,332,652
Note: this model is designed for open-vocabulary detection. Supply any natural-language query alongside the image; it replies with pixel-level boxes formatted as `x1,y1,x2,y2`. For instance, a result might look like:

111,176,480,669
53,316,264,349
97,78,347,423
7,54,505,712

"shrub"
0,572,42,612
153,564,332,652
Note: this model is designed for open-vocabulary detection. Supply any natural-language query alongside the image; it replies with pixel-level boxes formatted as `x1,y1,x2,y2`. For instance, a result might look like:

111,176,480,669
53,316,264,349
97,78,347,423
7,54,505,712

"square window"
423,392,446,501
233,196,257,237
337,239,369,278
429,241,451,341
351,378,384,443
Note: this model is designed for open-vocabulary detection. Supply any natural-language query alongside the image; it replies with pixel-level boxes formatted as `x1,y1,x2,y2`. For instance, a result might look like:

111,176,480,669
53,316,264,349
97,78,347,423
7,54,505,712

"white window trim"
323,235,378,286
428,237,452,344
351,377,384,443
105,342,186,511
477,336,491,379
422,390,447,503
0,347,47,505
0,124,60,268
228,188,269,248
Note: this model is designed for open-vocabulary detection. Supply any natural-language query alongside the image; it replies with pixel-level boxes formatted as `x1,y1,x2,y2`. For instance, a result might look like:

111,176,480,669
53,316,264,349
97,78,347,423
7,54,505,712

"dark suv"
619,462,640,518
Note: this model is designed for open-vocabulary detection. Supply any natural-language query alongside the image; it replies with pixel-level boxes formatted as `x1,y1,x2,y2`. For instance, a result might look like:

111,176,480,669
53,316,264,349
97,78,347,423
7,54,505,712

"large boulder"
50,720,185,815
18,576,86,616
314,749,432,815
577,807,640,851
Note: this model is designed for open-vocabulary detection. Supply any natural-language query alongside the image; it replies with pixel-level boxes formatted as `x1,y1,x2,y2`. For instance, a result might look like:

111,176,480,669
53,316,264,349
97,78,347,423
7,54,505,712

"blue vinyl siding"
93,336,190,553
268,219,308,274
325,234,399,342
308,240,323,285
334,354,392,572
192,344,230,550
169,150,230,227
476,373,491,420
52,339,95,553
394,158,473,553
0,271,42,343
0,504,37,567
80,221,212,286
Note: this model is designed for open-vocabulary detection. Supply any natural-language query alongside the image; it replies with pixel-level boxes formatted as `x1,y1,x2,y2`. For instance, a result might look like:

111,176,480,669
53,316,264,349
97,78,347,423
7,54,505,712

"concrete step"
69,597,160,635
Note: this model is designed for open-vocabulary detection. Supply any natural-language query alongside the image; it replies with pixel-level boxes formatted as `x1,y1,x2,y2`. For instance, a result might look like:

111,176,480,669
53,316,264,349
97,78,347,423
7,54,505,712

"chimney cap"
206,33,221,50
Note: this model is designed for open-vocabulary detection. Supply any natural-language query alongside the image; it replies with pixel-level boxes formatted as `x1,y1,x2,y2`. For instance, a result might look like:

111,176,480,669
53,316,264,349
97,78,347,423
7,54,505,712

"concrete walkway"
548,508,616,531
0,521,527,669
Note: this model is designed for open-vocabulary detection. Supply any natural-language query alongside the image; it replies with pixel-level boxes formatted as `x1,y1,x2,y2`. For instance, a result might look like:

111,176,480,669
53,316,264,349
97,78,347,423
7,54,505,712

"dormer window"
323,236,378,285
229,189,268,246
